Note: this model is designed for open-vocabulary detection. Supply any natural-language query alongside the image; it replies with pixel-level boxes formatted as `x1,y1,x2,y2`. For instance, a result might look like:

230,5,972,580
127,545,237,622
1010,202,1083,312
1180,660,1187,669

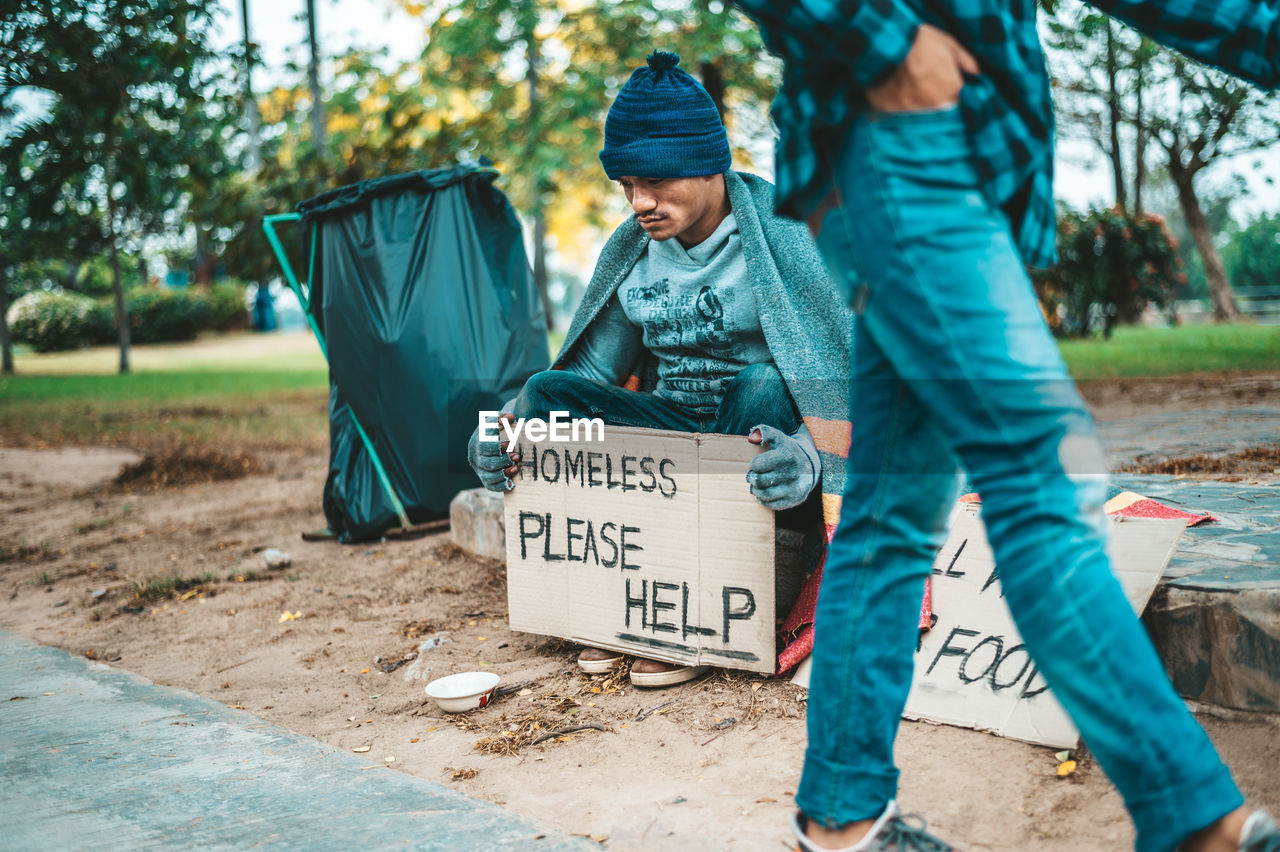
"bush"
203,281,250,331
126,287,211,344
1033,209,1183,338
1222,213,1280,291
6,290,99,352
6,283,254,352
86,300,117,346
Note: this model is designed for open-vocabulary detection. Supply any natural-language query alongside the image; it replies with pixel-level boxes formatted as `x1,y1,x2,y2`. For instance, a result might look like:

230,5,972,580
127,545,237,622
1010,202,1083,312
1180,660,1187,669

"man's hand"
467,412,522,492
866,23,979,113
746,424,818,511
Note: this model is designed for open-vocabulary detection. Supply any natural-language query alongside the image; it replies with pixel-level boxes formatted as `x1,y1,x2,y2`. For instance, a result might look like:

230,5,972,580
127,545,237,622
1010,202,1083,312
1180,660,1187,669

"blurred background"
2,0,1278,453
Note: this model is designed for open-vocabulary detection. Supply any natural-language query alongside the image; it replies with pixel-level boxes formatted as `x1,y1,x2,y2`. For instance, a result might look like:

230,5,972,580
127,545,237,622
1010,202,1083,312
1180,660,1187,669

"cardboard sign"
905,504,1185,747
503,426,776,673
793,504,1184,748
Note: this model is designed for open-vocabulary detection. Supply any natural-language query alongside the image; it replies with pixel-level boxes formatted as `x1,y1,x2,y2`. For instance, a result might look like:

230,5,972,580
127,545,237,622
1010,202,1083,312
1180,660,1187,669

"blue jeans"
798,106,1241,852
513,361,801,437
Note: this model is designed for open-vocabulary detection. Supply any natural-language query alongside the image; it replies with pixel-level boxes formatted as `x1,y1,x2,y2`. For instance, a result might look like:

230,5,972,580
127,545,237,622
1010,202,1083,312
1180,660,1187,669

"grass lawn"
1,323,1275,450
0,332,329,450
1059,323,1280,380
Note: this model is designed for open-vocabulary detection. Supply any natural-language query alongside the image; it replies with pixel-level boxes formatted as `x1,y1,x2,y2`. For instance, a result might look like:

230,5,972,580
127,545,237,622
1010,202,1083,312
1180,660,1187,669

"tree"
200,47,478,288
191,2,777,325
1140,169,1238,300
2,1,231,373
238,0,261,172
1044,1,1280,322
1044,8,1137,212
1146,51,1280,321
1222,213,1280,291
305,0,325,158
2,7,104,373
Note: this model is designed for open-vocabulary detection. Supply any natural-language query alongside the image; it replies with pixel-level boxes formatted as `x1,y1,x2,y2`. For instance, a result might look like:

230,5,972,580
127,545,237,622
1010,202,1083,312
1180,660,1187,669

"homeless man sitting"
467,51,851,688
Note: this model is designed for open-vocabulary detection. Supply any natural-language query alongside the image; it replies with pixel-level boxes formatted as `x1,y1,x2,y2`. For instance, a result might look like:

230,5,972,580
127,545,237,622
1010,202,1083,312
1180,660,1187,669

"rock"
449,488,506,560
262,548,292,570
1117,475,1280,715
1144,586,1280,713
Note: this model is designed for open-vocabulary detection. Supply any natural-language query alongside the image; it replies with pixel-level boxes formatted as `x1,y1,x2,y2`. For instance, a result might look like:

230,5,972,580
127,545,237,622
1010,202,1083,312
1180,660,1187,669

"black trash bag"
298,163,549,542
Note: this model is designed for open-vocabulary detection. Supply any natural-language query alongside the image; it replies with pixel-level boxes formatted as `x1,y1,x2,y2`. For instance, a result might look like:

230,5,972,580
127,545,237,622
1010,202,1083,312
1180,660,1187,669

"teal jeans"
798,105,1242,852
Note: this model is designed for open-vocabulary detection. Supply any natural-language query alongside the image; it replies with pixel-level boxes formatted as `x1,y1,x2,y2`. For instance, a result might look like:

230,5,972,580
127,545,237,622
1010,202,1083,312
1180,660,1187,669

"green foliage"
4,255,137,301
6,290,100,353
206,3,780,289
1,1,234,370
85,301,117,346
125,289,211,345
73,257,120,297
4,0,780,324
204,282,250,331
7,284,249,351
1222,213,1280,290
1034,209,1182,338
2,2,228,244
1043,1,1280,320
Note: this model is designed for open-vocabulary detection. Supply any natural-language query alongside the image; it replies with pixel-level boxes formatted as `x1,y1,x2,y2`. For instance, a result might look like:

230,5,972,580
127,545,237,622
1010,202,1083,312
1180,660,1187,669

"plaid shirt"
734,0,1280,268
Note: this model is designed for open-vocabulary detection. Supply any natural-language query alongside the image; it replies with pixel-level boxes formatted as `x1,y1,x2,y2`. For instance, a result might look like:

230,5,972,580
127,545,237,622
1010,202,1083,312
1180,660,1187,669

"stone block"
450,487,506,560
1145,586,1280,713
1121,474,1280,715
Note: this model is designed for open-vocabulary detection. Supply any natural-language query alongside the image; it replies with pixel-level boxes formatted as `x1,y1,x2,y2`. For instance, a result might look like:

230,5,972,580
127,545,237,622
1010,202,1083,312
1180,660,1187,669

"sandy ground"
3,375,1280,851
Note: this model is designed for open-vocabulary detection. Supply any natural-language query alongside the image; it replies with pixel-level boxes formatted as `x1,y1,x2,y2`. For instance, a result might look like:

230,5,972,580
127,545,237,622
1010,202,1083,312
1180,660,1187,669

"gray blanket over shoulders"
554,170,853,503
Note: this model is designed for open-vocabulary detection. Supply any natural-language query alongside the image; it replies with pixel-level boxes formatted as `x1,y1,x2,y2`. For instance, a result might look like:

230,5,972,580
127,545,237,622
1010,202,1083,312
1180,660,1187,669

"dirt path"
3,375,1279,851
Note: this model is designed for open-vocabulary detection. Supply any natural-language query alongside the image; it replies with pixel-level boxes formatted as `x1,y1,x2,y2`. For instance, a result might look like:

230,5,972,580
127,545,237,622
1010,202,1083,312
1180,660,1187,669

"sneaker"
576,647,624,674
1241,810,1280,852
791,801,958,852
628,658,710,688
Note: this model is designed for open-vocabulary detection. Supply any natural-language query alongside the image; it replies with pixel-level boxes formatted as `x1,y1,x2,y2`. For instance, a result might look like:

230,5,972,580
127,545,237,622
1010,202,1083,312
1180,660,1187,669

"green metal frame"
262,213,411,531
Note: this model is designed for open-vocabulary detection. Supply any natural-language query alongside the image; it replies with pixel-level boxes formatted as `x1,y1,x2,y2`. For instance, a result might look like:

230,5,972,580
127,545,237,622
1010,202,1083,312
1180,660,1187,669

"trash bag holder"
263,210,413,531
262,163,549,542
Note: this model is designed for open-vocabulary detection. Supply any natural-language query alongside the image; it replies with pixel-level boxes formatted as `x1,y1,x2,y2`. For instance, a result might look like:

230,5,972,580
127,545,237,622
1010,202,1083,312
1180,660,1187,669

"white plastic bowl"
424,671,501,713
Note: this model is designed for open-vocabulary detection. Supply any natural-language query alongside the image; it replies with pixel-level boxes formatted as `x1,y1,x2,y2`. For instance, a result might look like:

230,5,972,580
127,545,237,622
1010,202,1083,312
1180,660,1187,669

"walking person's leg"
797,321,961,833
798,106,1244,852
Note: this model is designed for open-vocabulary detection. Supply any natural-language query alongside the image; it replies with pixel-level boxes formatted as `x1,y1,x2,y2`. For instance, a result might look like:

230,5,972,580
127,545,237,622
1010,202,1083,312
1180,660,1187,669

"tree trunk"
107,208,131,375
700,60,727,123
1133,60,1145,216
523,1,552,330
1106,23,1127,212
1169,160,1241,321
240,0,262,172
306,0,325,156
532,202,550,328
0,265,13,376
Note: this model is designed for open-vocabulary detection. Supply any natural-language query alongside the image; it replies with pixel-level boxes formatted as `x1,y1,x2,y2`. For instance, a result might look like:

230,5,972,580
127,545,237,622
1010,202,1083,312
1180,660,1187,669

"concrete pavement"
0,631,598,851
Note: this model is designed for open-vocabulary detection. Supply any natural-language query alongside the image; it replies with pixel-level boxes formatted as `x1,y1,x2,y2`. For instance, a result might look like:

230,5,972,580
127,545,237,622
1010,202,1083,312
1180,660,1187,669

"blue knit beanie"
599,51,731,180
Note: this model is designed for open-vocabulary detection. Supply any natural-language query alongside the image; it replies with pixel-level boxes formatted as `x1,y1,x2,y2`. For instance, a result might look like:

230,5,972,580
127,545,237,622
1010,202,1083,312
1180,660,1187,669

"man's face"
616,175,724,244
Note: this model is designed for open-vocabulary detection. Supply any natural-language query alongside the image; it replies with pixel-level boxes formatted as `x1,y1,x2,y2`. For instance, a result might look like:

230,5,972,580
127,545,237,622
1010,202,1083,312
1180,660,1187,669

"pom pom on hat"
599,50,731,180
646,50,681,75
